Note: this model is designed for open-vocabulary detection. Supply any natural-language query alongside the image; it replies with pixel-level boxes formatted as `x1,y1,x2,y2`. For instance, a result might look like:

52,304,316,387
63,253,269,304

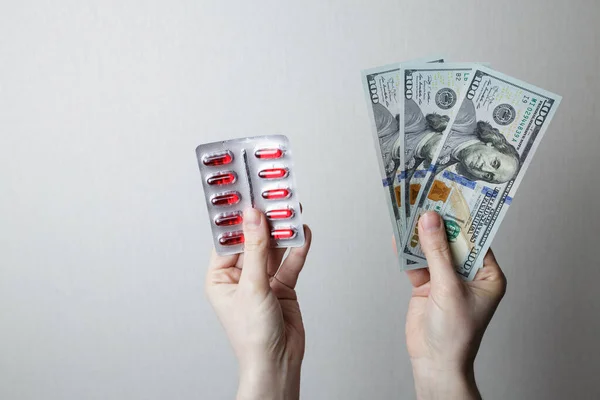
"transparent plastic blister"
196,135,305,255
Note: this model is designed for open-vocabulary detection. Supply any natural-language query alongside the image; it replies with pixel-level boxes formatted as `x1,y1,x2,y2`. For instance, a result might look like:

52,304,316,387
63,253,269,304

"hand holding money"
405,211,506,400
362,61,561,279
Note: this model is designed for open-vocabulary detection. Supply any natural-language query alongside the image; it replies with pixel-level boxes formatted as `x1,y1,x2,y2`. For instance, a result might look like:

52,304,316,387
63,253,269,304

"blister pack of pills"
196,135,305,255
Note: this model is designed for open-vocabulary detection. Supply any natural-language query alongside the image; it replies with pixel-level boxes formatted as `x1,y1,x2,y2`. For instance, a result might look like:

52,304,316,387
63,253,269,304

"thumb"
239,208,271,293
418,211,461,290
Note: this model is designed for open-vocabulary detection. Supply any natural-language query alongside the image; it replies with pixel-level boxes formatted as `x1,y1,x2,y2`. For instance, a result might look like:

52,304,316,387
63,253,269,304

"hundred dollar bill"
361,57,443,269
399,63,481,242
401,65,561,279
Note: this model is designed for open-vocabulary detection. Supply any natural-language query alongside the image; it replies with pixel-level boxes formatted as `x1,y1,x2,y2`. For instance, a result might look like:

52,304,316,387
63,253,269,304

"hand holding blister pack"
196,135,305,255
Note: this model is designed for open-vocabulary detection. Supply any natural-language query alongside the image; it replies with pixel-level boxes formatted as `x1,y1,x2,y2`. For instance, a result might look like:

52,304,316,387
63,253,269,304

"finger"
418,211,461,289
207,266,242,286
484,248,498,265
237,247,286,273
474,249,507,289
274,225,312,289
405,268,431,288
235,252,244,269
208,248,240,271
239,208,271,293
267,247,287,277
395,235,431,287
205,249,242,294
392,235,431,288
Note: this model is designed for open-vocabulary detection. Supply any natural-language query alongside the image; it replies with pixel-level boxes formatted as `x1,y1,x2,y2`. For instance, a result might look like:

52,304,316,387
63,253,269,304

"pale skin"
206,209,506,399
404,211,507,399
206,208,311,400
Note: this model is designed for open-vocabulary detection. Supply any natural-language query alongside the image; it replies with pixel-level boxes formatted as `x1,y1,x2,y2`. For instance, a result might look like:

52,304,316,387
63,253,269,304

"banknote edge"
401,65,563,270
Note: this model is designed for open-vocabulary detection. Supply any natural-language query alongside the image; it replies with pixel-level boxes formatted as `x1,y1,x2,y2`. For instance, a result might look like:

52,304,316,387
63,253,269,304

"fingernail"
243,208,261,228
421,211,441,232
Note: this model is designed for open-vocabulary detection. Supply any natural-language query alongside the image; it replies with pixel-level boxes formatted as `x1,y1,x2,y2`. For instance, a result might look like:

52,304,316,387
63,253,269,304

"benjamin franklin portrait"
374,98,521,186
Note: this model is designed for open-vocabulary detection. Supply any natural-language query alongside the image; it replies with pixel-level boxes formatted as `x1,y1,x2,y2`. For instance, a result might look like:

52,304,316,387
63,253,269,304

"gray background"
1,1,599,399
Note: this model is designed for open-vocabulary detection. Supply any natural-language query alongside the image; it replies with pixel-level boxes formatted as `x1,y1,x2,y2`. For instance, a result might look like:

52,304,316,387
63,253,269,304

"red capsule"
271,228,296,240
262,188,291,200
266,208,294,220
202,151,233,166
219,231,244,246
207,171,237,186
210,191,241,206
214,211,243,226
258,168,288,179
255,148,283,159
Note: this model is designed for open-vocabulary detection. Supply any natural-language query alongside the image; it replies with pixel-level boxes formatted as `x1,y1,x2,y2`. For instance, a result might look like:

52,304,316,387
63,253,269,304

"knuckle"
204,271,214,291
289,248,308,264
426,238,451,260
204,278,215,300
485,264,507,298
498,272,508,297
432,241,450,256
243,236,268,252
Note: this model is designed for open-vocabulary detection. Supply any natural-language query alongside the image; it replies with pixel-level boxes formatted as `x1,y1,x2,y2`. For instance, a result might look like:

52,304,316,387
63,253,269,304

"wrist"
237,361,301,400
411,360,480,400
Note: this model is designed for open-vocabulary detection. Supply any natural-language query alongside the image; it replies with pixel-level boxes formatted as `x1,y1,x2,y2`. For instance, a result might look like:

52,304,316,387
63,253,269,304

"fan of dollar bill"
361,58,561,280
